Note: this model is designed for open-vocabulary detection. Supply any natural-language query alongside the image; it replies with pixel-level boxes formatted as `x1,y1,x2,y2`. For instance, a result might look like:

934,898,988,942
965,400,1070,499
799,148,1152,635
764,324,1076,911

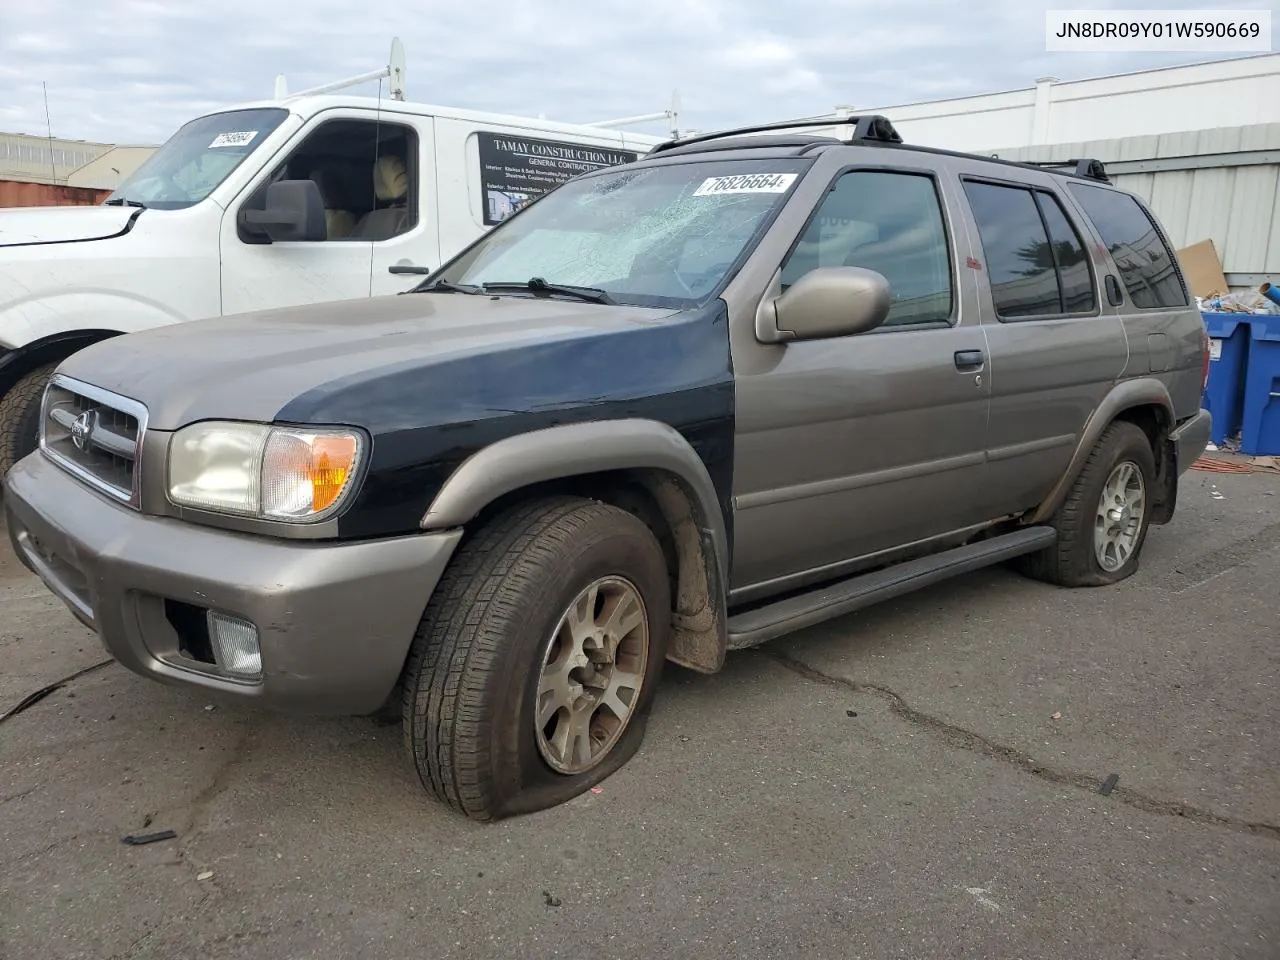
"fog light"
206,611,263,678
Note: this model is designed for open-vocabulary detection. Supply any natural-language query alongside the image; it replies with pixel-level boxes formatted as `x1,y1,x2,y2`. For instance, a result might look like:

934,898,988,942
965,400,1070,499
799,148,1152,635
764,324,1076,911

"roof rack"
586,90,683,139
649,114,903,154
1018,158,1111,183
274,36,407,101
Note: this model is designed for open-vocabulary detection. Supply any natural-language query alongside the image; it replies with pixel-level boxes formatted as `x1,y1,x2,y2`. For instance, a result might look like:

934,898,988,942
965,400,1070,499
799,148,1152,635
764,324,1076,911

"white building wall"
828,53,1280,154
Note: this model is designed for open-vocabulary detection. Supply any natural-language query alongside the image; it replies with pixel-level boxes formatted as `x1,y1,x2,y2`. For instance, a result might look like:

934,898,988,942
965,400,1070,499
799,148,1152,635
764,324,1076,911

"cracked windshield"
444,161,809,307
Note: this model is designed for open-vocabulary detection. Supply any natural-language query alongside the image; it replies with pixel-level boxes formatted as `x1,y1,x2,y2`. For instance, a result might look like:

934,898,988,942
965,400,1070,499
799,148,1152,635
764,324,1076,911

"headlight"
167,421,364,522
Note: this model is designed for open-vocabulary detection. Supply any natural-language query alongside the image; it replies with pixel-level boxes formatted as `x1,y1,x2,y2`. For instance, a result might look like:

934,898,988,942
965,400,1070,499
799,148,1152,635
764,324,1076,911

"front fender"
420,418,730,594
0,290,191,352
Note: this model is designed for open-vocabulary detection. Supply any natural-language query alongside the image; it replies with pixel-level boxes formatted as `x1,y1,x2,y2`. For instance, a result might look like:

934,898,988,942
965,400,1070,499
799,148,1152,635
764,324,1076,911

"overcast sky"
0,0,1272,146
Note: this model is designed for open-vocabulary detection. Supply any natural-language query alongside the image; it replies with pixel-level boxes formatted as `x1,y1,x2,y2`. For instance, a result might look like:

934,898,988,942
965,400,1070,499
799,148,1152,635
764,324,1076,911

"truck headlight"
167,421,364,522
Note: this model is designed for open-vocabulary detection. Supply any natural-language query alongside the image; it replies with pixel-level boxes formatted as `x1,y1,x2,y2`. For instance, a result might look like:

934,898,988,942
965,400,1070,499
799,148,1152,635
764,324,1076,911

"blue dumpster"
1201,311,1251,446
1240,314,1280,456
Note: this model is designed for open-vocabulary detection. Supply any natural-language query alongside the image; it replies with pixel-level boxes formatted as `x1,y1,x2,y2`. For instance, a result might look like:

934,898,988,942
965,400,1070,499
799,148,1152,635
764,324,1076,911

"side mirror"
758,266,891,342
240,180,327,243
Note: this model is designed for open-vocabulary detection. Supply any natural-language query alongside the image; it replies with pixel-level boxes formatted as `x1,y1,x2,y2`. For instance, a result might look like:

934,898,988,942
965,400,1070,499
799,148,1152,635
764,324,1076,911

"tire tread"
0,362,57,480
1019,420,1154,587
402,495,649,819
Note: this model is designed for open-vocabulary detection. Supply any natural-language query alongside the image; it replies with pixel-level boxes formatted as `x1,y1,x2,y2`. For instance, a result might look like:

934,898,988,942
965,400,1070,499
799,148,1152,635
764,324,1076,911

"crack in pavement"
764,649,1280,843
162,725,255,889
110,925,161,960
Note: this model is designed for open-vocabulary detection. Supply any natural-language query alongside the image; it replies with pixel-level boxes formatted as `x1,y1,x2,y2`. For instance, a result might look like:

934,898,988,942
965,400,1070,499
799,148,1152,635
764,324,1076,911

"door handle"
954,349,984,371
388,262,431,275
1104,274,1124,306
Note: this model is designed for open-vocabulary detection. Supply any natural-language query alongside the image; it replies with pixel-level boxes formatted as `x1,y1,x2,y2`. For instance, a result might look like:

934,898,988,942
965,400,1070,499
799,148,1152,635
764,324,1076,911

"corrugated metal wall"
0,179,111,208
989,123,1280,291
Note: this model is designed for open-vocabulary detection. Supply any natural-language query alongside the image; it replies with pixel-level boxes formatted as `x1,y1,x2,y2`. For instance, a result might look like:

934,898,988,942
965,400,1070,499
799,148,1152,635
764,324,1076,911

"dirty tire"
401,496,671,821
0,362,57,483
1017,420,1156,588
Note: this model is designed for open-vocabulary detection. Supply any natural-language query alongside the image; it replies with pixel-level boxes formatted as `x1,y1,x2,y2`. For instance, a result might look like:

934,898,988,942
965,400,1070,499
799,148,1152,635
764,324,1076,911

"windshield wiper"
103,197,146,208
413,279,484,295
482,277,614,305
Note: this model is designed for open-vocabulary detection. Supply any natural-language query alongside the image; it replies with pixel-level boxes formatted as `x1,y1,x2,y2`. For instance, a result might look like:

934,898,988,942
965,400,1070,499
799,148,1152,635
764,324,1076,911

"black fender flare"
0,330,123,398
419,418,731,672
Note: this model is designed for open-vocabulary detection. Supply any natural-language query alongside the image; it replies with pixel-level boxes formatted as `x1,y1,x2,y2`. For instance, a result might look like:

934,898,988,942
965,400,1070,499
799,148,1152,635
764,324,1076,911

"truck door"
728,159,995,592
368,115,440,295
219,109,427,314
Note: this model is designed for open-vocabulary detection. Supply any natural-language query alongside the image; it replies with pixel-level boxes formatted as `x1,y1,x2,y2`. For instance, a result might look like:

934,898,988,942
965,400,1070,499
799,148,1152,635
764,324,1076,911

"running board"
725,526,1058,650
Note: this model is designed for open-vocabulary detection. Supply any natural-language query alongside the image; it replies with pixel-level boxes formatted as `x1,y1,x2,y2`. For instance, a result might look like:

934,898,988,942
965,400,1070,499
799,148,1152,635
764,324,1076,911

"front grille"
41,374,148,507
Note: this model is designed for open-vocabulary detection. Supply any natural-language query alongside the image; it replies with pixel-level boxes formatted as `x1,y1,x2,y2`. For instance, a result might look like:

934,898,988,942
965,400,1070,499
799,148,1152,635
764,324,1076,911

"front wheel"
1018,421,1156,587
0,362,57,482
401,496,671,821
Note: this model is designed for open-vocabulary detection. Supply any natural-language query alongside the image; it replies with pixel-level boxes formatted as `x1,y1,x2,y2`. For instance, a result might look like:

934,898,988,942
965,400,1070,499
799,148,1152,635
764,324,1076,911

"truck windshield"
105,107,289,210
438,158,811,308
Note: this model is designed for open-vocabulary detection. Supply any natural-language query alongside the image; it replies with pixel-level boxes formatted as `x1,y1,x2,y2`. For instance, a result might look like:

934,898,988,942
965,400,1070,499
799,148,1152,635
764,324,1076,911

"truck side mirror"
240,180,327,243
757,267,891,343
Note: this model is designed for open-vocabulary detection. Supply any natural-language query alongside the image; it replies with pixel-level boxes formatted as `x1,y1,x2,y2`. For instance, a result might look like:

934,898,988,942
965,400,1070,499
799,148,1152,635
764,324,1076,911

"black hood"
59,292,681,431
60,290,738,539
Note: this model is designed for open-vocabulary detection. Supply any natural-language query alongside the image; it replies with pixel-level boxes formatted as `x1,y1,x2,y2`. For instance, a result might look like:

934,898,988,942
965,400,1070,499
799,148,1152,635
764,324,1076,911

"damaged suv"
4,116,1211,821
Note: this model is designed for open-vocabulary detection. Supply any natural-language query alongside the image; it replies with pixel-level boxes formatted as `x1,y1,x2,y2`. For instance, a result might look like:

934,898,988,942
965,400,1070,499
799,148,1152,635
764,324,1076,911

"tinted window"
963,180,1096,319
1068,184,1187,309
781,171,952,327
964,181,1060,318
1037,190,1096,313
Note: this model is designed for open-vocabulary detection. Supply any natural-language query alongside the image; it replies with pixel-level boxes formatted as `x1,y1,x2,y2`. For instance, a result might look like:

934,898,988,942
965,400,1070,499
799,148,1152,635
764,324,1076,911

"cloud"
0,0,1269,146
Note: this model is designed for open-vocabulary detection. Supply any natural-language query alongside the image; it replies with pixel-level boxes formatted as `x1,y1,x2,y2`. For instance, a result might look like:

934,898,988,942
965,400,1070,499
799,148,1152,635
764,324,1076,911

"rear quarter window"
1067,184,1188,309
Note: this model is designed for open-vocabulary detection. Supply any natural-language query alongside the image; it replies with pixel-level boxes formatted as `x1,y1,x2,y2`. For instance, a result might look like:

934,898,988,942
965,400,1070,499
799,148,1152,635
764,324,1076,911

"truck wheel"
401,496,671,821
0,362,57,481
1018,421,1156,588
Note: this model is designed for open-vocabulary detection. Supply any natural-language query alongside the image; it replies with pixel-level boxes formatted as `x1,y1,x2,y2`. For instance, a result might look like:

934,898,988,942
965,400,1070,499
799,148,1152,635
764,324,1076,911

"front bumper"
4,452,461,715
1172,408,1212,475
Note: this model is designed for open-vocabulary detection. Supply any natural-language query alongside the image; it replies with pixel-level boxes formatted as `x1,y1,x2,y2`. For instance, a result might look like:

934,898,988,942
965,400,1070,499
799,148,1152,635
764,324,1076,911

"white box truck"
0,39,675,475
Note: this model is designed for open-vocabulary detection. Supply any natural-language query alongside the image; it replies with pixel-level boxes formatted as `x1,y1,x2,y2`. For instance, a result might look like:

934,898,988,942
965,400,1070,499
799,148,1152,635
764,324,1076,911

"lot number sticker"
209,131,258,148
692,173,797,196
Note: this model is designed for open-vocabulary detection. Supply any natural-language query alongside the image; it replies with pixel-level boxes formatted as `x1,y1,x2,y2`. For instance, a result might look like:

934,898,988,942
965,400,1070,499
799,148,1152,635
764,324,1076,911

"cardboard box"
1175,239,1230,298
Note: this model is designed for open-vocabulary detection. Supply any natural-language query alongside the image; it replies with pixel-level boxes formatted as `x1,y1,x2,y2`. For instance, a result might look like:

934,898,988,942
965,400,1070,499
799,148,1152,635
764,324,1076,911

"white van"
0,39,672,475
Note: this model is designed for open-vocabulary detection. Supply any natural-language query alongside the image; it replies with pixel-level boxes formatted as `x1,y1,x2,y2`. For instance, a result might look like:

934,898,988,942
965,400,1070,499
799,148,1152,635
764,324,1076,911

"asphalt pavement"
1,465,1277,960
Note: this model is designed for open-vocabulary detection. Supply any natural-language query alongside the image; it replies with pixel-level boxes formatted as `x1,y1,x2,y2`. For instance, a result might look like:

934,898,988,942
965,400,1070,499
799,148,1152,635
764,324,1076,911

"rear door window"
1067,184,1187,309
962,180,1097,320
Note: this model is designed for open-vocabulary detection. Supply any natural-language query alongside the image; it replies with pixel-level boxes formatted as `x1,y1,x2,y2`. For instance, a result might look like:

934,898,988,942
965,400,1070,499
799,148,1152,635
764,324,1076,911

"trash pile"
1177,237,1280,315
1196,284,1280,315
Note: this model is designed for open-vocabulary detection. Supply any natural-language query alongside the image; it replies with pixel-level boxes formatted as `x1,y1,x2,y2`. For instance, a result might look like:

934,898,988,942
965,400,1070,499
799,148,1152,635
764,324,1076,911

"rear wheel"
401,496,671,821
0,362,57,481
1018,421,1156,587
